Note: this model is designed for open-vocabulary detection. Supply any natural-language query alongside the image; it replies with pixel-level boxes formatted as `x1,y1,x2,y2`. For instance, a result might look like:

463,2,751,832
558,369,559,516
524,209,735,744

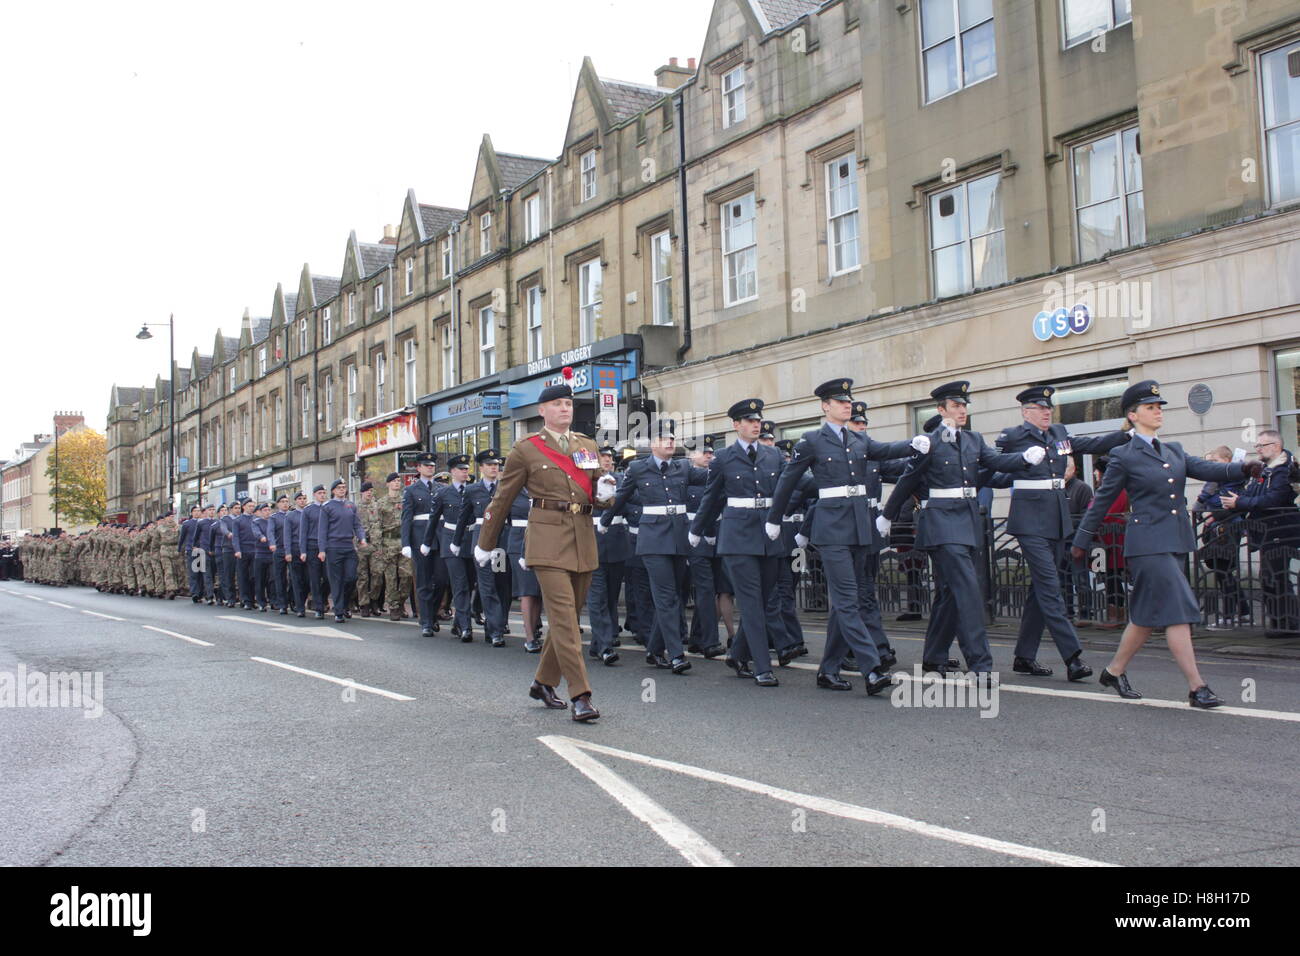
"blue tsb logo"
1032,303,1092,342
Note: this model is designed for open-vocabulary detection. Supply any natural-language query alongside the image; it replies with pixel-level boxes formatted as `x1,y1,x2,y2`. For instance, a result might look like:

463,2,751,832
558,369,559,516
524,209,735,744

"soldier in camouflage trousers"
355,483,380,616
374,472,412,621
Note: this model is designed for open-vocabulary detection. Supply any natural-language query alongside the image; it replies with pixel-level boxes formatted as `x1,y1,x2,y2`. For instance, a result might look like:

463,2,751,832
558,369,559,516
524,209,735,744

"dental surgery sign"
1032,303,1092,342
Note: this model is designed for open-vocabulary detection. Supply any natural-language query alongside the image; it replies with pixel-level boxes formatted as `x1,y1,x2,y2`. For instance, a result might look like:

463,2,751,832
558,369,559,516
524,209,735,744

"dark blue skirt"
1127,553,1200,627
510,553,541,598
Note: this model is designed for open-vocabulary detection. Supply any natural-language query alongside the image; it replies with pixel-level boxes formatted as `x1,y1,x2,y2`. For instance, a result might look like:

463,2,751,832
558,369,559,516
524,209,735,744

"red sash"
529,435,593,500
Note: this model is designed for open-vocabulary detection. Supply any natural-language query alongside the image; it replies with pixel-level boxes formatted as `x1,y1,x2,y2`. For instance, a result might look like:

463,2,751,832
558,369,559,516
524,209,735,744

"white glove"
704,536,716,545
876,515,892,537
595,475,617,501
419,544,430,556
794,533,809,549
473,546,493,567
518,557,527,571
450,543,461,556
401,546,412,559
910,434,930,454
688,532,701,548
1023,446,1046,465
764,522,781,541
595,521,608,535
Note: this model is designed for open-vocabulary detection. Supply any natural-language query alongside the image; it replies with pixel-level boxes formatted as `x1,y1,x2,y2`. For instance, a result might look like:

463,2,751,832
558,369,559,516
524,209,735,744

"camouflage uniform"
53,535,70,586
356,494,381,612
157,517,182,597
375,490,412,619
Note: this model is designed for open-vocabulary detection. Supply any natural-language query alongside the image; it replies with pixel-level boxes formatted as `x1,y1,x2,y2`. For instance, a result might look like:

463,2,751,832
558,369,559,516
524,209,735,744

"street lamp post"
136,314,176,508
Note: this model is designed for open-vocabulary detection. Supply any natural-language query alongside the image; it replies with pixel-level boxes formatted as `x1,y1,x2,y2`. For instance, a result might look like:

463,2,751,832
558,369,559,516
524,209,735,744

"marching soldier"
281,493,309,616
355,482,379,615
685,436,725,657
213,503,237,606
453,449,510,647
268,495,293,613
505,483,545,653
1071,380,1261,707
317,478,368,624
587,447,628,664
252,502,275,611
995,385,1130,679
691,399,789,686
880,380,1038,677
402,452,444,636
299,485,331,618
233,497,260,609
158,512,184,598
375,473,412,622
475,374,617,720
179,506,203,600
769,379,928,694
420,455,476,641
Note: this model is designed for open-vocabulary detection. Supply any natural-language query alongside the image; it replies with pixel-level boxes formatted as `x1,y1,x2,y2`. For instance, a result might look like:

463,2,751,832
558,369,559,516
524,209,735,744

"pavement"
1,580,1297,867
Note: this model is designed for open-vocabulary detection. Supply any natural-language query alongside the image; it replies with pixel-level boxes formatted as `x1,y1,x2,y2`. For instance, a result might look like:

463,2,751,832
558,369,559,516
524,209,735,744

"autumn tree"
45,427,107,526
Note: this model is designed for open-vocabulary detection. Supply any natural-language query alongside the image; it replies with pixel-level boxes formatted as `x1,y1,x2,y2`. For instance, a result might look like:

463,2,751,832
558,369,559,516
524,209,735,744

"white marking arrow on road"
540,735,1116,867
216,614,362,641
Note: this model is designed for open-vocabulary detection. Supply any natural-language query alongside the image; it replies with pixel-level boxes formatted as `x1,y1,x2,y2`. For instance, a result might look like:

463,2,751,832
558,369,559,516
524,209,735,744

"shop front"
354,408,422,484
271,463,336,502
206,473,248,508
418,374,506,469
179,478,202,514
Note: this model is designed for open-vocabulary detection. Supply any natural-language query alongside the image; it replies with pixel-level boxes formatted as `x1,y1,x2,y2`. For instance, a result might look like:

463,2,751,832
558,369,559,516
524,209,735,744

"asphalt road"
1,580,1296,867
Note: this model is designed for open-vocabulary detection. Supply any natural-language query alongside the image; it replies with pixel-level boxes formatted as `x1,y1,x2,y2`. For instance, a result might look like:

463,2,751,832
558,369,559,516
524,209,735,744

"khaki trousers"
532,567,593,700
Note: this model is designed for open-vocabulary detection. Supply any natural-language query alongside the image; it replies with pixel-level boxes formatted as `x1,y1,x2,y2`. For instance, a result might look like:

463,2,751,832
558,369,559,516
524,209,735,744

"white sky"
0,0,714,457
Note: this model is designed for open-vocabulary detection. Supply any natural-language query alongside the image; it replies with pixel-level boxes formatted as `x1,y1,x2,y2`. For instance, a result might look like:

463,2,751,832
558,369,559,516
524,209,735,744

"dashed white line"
249,656,415,701
542,735,1116,867
46,601,73,609
142,625,214,647
80,609,125,621
22,594,45,602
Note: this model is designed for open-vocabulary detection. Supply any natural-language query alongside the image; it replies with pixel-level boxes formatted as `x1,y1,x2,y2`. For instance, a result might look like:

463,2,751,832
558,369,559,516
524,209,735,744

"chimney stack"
655,56,694,90
380,224,397,245
53,411,84,437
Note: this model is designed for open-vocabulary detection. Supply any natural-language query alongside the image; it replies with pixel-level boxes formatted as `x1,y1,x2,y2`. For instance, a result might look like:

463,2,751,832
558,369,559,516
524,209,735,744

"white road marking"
22,594,45,602
539,736,733,867
217,614,362,641
250,656,414,701
542,735,1115,867
80,609,125,621
46,601,74,608
142,625,214,647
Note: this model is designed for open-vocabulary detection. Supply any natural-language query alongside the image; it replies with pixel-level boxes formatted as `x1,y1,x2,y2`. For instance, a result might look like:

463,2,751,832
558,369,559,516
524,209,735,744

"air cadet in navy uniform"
1071,380,1262,707
881,381,1039,677
505,484,544,653
995,385,1130,679
232,497,260,609
317,478,368,624
453,449,509,647
299,484,331,618
282,492,309,616
692,399,789,685
587,447,627,665
402,451,443,636
178,506,202,601
420,454,476,641
768,380,927,693
774,439,816,659
602,420,705,674
685,436,726,658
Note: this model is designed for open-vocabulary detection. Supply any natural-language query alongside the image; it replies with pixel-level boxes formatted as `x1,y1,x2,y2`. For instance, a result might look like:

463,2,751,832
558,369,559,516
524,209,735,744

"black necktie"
1152,438,1162,454
660,460,669,477
486,482,494,496
424,480,431,491
747,444,756,464
840,428,849,449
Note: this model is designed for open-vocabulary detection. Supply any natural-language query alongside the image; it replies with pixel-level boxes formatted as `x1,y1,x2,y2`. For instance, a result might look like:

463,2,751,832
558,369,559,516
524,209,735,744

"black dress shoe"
490,635,506,647
460,630,473,643
421,627,436,637
451,623,462,638
669,656,691,675
571,694,600,722
601,649,619,666
921,660,948,676
946,658,961,669
1099,667,1141,699
864,670,893,695
474,613,485,626
879,647,898,670
279,608,288,615
842,654,861,673
646,653,669,668
296,610,306,618
777,645,802,666
528,681,567,709
524,638,543,653
315,611,325,620
1013,656,1053,677
1189,685,1223,709
896,612,922,622
725,658,754,679
611,637,622,647
817,673,851,691
334,615,346,623
700,643,724,659
431,620,440,632
753,672,779,687
1065,654,1093,682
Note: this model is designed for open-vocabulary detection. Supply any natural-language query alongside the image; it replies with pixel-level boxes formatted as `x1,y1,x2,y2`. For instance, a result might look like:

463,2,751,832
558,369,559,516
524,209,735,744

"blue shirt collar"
1131,430,1156,446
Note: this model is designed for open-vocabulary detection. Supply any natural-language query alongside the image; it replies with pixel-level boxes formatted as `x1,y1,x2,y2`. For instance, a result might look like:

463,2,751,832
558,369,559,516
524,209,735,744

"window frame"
1259,37,1300,209
926,169,1006,298
825,152,861,276
1061,0,1132,51
650,229,673,325
374,281,385,313
578,259,602,345
722,65,747,128
524,194,541,241
300,382,311,439
323,374,334,432
374,351,387,415
441,323,454,387
480,211,493,256
1070,124,1144,262
580,150,597,202
347,291,356,325
525,284,543,361
346,364,358,421
479,305,496,377
404,257,414,295
721,192,758,307
919,0,998,105
403,338,417,405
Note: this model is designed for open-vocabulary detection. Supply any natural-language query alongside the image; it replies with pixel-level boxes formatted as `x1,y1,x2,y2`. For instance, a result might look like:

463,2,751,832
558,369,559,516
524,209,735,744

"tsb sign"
1032,303,1092,342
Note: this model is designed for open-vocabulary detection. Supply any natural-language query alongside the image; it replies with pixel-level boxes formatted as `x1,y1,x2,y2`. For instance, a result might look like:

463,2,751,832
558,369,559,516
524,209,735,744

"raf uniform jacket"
505,489,532,557
420,482,472,558
452,479,504,553
477,430,611,573
1072,436,1246,557
401,478,441,551
597,472,633,563
884,428,1028,549
767,423,913,550
995,422,1130,539
685,467,716,558
691,440,787,557
604,455,707,556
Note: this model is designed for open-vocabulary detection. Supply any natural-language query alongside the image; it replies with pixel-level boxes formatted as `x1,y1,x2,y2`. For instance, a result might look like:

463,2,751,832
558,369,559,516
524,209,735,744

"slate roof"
358,241,396,278
283,293,298,319
221,336,239,358
113,386,142,407
755,0,821,31
602,77,667,123
496,152,551,189
312,276,341,304
420,204,464,239
175,369,192,389
251,318,272,344
195,355,214,377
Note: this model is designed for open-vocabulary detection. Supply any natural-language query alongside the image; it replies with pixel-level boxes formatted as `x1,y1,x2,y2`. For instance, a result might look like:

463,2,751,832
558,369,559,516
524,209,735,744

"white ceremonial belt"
413,514,430,521
726,497,771,508
1013,478,1066,490
592,516,627,526
819,485,874,503
929,486,978,499
641,505,686,516
629,527,639,535
443,522,458,530
783,513,804,523
511,519,528,528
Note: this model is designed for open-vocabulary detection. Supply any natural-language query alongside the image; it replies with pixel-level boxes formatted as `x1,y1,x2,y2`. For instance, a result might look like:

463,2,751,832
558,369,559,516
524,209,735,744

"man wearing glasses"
1221,430,1299,637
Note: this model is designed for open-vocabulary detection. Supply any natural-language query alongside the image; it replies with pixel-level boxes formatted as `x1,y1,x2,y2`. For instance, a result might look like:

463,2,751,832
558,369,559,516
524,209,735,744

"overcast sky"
0,0,714,457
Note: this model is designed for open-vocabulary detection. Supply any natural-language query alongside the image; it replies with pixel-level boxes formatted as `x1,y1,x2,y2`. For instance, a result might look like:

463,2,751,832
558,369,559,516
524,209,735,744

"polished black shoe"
334,615,346,624
879,647,898,670
524,638,543,653
753,672,779,687
601,649,619,666
528,680,567,709
192,596,201,604
700,643,725,659
460,629,473,644
315,611,325,620
1065,654,1093,682
344,609,352,619
431,620,440,633
921,660,948,676
450,623,463,639
842,654,861,673
279,608,288,616
421,627,436,638
490,635,506,647
1013,656,1053,677
669,656,691,675
946,658,961,669
864,670,893,695
503,624,511,634
646,653,669,668
1189,685,1224,709
296,610,306,618
817,673,851,691
896,612,922,622
571,694,600,721
725,657,754,679
1099,667,1141,699
777,645,802,666
611,637,622,647
474,613,485,626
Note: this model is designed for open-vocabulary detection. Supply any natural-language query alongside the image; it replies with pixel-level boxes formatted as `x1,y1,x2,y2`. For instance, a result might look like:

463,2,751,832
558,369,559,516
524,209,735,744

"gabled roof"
112,385,142,407
195,354,214,377
358,241,395,278
313,276,341,303
753,0,821,32
175,368,192,390
283,293,298,318
420,204,464,239
602,77,667,123
222,336,239,358
496,152,551,190
251,318,272,344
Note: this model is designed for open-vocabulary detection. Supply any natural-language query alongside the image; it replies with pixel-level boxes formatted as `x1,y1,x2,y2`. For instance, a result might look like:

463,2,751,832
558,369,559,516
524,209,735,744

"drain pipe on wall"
674,90,692,363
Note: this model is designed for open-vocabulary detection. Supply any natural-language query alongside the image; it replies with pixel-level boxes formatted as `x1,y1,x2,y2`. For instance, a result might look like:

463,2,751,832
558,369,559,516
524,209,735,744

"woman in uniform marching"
1071,381,1262,707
